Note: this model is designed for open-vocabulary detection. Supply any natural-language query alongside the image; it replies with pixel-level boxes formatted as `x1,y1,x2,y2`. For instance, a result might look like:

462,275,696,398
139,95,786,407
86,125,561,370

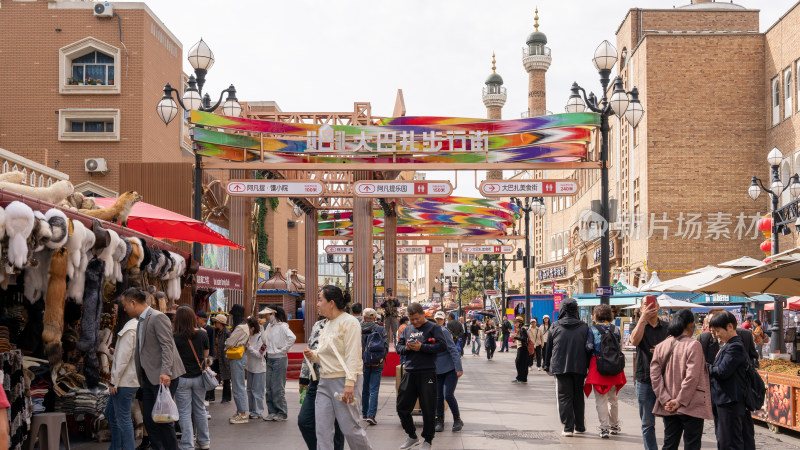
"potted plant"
86,77,96,85
67,77,81,85
96,79,104,85
108,79,114,86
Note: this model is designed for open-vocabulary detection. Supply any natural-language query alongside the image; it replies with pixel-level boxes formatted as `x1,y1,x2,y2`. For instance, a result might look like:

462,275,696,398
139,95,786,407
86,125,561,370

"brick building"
0,0,187,196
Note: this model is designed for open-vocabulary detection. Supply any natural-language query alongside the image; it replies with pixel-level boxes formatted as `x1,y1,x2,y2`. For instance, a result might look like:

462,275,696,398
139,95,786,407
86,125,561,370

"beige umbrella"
650,266,741,293
697,258,800,297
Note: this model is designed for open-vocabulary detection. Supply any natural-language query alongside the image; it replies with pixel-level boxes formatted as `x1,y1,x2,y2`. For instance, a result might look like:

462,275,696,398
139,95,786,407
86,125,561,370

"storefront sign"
226,180,324,197
479,179,580,197
397,246,445,254
196,268,243,291
538,265,566,280
324,245,379,254
461,245,514,254
353,180,453,198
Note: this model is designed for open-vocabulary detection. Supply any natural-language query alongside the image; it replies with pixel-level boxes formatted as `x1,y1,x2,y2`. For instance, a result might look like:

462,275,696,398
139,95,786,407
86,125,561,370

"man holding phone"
396,303,448,450
629,295,669,450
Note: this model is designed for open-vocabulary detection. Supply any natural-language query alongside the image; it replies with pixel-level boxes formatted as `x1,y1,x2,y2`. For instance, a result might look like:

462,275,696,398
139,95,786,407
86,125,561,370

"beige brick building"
0,0,187,196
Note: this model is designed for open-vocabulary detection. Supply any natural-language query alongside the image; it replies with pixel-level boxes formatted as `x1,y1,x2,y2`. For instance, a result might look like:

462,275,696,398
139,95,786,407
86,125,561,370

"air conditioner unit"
93,2,113,18
85,158,108,173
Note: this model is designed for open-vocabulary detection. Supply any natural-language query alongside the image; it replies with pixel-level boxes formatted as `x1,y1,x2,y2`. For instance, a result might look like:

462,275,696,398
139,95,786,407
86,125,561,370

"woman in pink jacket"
650,309,713,450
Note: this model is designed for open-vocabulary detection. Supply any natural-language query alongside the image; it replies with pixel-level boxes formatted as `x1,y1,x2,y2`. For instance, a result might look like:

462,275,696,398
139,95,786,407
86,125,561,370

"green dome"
526,31,548,45
485,72,504,86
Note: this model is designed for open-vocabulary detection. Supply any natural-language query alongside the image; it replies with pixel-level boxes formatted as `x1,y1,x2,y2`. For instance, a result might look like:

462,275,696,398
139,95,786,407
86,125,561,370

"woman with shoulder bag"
172,306,211,450
245,317,267,419
225,304,250,424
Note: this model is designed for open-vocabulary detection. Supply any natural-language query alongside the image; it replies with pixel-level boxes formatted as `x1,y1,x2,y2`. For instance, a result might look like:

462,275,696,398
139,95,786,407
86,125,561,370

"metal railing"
521,110,553,118
522,46,551,58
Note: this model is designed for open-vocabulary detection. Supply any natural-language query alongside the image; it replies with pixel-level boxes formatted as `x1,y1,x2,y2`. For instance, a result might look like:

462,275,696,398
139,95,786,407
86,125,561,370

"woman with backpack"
263,305,296,421
583,305,627,439
650,309,712,450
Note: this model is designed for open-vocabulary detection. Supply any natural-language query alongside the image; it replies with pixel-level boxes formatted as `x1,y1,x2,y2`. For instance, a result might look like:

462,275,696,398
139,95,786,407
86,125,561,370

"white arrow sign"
324,245,379,255
226,180,325,197
479,179,580,197
354,180,453,198
396,246,446,254
461,245,515,254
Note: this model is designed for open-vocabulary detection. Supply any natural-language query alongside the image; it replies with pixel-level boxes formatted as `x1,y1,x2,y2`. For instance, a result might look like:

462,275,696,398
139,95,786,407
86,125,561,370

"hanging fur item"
138,238,151,269
97,229,120,281
45,209,69,249
0,179,73,204
162,252,186,301
24,249,51,303
79,191,141,226
5,201,34,269
67,223,95,303
66,220,86,279
112,236,128,283
127,238,143,271
80,257,104,388
42,247,69,380
30,211,52,254
0,205,7,285
147,248,165,276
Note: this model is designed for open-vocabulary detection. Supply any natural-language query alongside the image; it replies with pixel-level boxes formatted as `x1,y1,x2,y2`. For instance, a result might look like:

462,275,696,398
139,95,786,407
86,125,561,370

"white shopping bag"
152,384,179,423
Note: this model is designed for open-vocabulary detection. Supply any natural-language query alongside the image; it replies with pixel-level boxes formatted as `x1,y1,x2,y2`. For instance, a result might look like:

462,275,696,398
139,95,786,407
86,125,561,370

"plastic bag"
152,384,179,423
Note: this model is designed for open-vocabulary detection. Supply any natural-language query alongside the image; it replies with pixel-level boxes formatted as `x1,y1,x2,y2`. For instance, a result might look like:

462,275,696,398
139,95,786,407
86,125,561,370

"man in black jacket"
396,303,448,450
697,310,759,367
543,298,590,436
500,318,513,352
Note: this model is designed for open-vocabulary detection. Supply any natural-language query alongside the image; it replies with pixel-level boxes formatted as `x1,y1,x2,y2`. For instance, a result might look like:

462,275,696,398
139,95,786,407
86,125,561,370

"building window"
786,68,793,120
58,109,120,141
59,37,121,95
773,77,780,126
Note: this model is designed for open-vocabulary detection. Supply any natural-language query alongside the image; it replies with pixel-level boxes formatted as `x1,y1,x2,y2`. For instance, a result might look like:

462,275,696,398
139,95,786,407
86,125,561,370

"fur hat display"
162,252,186,301
147,248,165,276
30,211,52,253
24,249,51,303
0,179,74,205
67,221,95,303
42,247,69,380
98,229,120,281
5,201,34,269
138,238,151,269
44,209,69,249
92,219,110,252
66,220,86,279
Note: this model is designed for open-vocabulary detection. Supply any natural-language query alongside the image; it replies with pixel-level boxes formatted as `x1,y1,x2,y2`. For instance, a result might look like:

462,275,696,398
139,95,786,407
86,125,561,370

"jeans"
105,386,137,450
471,337,480,355
298,379,344,450
465,332,471,346
635,381,658,450
175,376,210,450
663,414,704,450
500,333,509,352
229,355,248,414
266,357,288,417
361,365,382,419
140,376,179,450
246,371,266,416
435,370,460,418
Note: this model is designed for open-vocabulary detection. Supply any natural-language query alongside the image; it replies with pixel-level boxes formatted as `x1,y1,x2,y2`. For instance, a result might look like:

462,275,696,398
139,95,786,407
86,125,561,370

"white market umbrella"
650,266,740,293
613,272,639,294
624,294,701,310
638,271,662,292
718,256,765,269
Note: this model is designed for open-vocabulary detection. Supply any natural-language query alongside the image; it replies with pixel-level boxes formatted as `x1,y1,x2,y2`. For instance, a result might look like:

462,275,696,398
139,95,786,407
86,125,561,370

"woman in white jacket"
263,305,296,421
106,317,139,450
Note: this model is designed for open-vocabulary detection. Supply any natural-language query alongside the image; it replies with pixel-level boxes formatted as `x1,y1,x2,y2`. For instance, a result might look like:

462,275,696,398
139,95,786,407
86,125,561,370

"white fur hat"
44,208,69,249
5,201,34,268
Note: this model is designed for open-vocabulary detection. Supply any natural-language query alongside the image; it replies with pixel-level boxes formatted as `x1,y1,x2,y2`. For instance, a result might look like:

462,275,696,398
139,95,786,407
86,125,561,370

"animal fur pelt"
92,219,110,252
79,191,141,226
66,220,86,279
67,222,95,303
80,257,104,389
45,209,69,249
0,205,7,285
97,328,113,377
127,238,143,271
0,179,74,205
43,247,69,379
97,229,120,281
30,211,52,253
138,238,151,269
0,171,26,184
112,236,128,283
162,252,186,301
5,201,34,269
24,249,51,303
17,301,44,357
147,248,165,276
159,251,173,278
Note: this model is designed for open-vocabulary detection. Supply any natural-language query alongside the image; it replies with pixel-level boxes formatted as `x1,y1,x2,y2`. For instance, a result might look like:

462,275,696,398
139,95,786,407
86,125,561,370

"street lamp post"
439,268,445,304
496,248,524,312
748,147,800,354
481,259,489,308
565,40,645,306
156,39,242,264
456,259,464,318
512,197,546,325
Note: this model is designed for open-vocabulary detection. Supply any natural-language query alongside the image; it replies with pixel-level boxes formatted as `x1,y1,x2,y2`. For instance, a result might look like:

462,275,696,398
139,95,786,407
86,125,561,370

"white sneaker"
420,442,431,450
399,437,420,449
263,413,276,421
204,400,210,407
561,430,573,437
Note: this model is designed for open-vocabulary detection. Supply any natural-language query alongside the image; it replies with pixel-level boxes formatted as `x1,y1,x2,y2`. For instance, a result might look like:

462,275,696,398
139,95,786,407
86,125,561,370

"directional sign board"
461,245,515,254
397,246,446,254
226,179,325,197
324,245,379,255
595,286,614,297
479,179,580,197
353,180,453,198
484,289,498,296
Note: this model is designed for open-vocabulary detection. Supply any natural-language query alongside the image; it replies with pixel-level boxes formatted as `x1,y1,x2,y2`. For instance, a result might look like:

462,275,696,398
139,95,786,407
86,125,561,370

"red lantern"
758,216,773,233
760,240,772,254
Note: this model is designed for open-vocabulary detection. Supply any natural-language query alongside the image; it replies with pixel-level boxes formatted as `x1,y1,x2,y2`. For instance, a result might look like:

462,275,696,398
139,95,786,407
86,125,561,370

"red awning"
764,296,800,311
196,267,243,291
92,198,243,249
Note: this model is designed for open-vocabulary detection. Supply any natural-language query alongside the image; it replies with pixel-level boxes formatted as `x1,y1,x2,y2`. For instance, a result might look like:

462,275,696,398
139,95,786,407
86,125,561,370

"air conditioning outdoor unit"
85,158,108,173
93,2,113,18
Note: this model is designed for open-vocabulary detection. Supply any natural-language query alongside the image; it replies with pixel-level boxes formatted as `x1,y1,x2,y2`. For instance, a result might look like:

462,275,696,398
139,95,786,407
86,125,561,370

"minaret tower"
482,53,506,180
522,8,551,116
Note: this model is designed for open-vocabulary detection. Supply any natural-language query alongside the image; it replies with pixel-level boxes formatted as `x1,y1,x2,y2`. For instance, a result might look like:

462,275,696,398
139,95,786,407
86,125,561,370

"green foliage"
456,256,500,304
252,170,278,267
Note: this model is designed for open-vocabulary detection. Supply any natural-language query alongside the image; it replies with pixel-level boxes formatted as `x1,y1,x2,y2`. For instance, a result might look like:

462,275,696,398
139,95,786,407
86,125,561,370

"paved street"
76,349,800,449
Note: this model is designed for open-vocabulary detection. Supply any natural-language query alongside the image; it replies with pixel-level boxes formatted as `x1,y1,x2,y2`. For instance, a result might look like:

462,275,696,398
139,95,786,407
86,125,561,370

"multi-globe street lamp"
565,40,645,307
456,259,465,318
156,38,242,262
511,197,546,325
748,147,800,354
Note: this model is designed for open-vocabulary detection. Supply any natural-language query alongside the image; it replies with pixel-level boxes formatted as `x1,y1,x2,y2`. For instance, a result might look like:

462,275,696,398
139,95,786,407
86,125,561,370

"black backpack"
594,324,625,376
735,362,766,411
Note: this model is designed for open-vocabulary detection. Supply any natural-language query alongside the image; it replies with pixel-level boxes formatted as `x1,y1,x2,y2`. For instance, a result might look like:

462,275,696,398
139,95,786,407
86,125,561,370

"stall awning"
196,267,243,291
93,198,243,249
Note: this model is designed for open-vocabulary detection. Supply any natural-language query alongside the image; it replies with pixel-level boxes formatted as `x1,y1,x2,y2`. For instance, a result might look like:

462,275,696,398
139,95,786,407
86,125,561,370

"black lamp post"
565,40,645,306
748,147,800,354
495,247,524,313
156,39,242,264
456,260,464,318
512,197,546,325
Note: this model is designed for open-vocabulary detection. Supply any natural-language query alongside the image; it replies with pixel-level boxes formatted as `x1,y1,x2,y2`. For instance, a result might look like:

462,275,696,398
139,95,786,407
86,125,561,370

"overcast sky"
148,0,797,196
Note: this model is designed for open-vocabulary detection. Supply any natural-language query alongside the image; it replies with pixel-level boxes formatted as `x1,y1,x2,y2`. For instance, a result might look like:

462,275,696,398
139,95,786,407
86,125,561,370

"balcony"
522,46,552,72
0,147,69,188
521,110,553,118
482,86,507,108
